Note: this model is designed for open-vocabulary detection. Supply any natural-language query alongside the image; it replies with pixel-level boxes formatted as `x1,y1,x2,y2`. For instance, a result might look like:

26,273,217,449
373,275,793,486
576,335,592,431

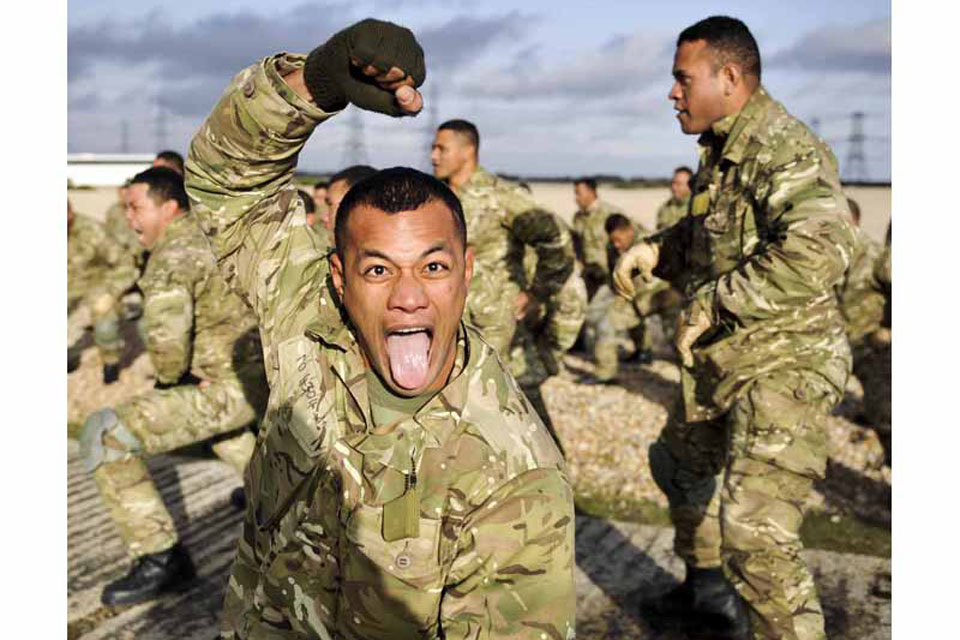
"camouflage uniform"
83,211,267,558
185,53,576,639
840,225,890,463
572,197,622,299
310,219,336,255
453,166,574,357
655,193,691,231
644,87,856,640
68,213,138,365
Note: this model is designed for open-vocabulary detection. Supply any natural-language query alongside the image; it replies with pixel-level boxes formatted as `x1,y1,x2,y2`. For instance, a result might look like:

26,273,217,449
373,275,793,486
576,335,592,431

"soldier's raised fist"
304,18,425,117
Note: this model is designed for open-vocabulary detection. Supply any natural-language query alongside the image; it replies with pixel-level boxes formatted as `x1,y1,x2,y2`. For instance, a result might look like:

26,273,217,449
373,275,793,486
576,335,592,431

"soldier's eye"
365,265,389,278
424,262,448,274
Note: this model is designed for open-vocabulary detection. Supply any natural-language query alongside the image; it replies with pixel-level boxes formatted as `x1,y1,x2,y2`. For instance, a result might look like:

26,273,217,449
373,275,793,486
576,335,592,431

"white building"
67,154,155,187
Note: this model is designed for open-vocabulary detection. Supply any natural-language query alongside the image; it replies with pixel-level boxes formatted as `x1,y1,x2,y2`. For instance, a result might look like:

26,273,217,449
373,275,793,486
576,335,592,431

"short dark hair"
298,189,316,214
574,178,597,192
314,181,329,191
605,213,633,235
330,165,378,190
438,119,480,151
674,166,693,177
846,197,861,225
154,150,185,175
130,166,189,211
335,167,467,257
678,16,761,80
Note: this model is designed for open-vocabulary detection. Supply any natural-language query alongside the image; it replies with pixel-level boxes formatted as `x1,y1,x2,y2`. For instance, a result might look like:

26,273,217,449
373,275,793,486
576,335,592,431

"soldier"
838,200,890,464
614,17,856,640
318,164,378,250
311,179,329,227
152,149,184,175
572,177,623,300
79,167,268,606
430,118,577,449
184,19,574,638
655,166,693,231
67,199,138,382
584,214,681,384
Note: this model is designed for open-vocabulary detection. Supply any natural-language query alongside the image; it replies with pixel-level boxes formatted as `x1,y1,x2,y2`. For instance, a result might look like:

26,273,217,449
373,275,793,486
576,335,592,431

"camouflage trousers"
593,291,644,381
650,369,836,640
68,297,124,366
852,336,891,465
94,379,262,557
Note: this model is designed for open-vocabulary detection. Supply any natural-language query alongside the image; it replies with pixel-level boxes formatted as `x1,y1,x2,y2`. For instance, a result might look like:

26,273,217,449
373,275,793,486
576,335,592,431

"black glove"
103,363,120,385
304,18,425,116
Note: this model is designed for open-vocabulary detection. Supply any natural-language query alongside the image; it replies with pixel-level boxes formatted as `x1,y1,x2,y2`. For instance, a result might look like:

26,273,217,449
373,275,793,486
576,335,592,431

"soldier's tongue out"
386,331,431,390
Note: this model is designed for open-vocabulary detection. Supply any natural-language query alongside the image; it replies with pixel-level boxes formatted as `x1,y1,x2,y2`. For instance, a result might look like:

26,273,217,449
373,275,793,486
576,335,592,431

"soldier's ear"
463,246,474,288
721,63,741,96
330,252,345,300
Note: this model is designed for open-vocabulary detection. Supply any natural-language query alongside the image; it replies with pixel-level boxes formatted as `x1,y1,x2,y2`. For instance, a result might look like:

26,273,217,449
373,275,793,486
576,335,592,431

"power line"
845,111,868,182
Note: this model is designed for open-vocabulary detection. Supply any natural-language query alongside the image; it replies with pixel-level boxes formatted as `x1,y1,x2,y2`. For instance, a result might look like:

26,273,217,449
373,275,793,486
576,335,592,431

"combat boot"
101,543,195,606
643,566,751,639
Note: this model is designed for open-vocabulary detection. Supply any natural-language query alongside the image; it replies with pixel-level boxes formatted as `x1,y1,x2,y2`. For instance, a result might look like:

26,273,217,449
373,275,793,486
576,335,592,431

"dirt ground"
68,182,891,243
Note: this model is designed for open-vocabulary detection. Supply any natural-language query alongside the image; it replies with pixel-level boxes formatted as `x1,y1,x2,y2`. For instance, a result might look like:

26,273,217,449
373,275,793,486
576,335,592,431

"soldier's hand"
675,300,711,368
613,242,660,299
303,18,426,116
515,290,539,320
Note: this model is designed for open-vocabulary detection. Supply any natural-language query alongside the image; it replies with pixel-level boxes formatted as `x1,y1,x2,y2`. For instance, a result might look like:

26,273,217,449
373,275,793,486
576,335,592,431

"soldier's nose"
388,272,429,312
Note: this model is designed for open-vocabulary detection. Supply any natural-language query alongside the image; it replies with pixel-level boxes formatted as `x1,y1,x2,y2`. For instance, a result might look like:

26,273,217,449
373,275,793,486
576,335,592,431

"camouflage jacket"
654,193,690,231
186,53,576,640
67,213,138,309
650,86,856,421
837,226,885,347
138,212,261,385
572,198,623,280
455,167,574,305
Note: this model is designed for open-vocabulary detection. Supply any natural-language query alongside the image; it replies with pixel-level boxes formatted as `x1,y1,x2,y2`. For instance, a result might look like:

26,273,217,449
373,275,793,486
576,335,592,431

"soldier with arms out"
79,167,268,606
571,177,623,300
185,19,574,639
615,16,856,640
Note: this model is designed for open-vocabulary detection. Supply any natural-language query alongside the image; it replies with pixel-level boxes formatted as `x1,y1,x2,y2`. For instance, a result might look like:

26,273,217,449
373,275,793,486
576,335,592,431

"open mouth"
385,327,433,390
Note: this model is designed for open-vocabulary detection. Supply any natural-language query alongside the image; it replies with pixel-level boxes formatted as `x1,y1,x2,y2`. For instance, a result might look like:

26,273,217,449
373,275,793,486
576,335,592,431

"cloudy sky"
67,0,891,181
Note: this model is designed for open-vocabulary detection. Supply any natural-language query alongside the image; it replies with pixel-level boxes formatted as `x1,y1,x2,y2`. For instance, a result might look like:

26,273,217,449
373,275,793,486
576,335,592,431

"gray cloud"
69,5,533,118
768,19,890,74
458,29,674,99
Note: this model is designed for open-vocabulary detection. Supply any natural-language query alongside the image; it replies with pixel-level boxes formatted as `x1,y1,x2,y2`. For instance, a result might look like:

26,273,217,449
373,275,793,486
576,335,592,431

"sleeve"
440,469,576,640
97,237,139,301
697,143,856,324
140,256,195,384
184,53,340,352
502,189,575,301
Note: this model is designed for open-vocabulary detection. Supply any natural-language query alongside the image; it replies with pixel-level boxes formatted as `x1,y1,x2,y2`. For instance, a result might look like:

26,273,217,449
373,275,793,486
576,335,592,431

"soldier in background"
79,167,267,606
655,166,693,231
311,179,329,227
318,164,378,250
584,214,681,384
615,17,856,639
185,19,574,638
431,118,576,449
152,150,184,175
838,199,890,464
68,199,139,381
572,177,623,300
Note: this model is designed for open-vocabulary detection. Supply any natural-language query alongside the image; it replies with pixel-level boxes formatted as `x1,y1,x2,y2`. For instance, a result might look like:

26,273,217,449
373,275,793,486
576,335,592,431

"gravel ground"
68,315,891,531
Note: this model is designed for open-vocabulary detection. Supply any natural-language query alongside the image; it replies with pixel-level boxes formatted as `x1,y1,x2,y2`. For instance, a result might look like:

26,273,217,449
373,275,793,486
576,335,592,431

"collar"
305,310,473,449
153,211,193,250
698,85,772,166
461,165,496,192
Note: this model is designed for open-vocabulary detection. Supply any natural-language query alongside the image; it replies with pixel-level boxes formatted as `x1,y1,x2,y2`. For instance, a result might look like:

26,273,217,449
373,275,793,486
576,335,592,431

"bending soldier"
79,167,268,606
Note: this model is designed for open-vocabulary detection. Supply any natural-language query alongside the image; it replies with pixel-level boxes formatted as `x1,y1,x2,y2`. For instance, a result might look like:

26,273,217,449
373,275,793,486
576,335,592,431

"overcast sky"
67,0,891,181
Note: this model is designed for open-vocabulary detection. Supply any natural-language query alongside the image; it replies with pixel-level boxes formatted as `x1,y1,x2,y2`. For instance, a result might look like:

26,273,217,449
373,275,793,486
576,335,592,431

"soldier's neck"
448,160,478,190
